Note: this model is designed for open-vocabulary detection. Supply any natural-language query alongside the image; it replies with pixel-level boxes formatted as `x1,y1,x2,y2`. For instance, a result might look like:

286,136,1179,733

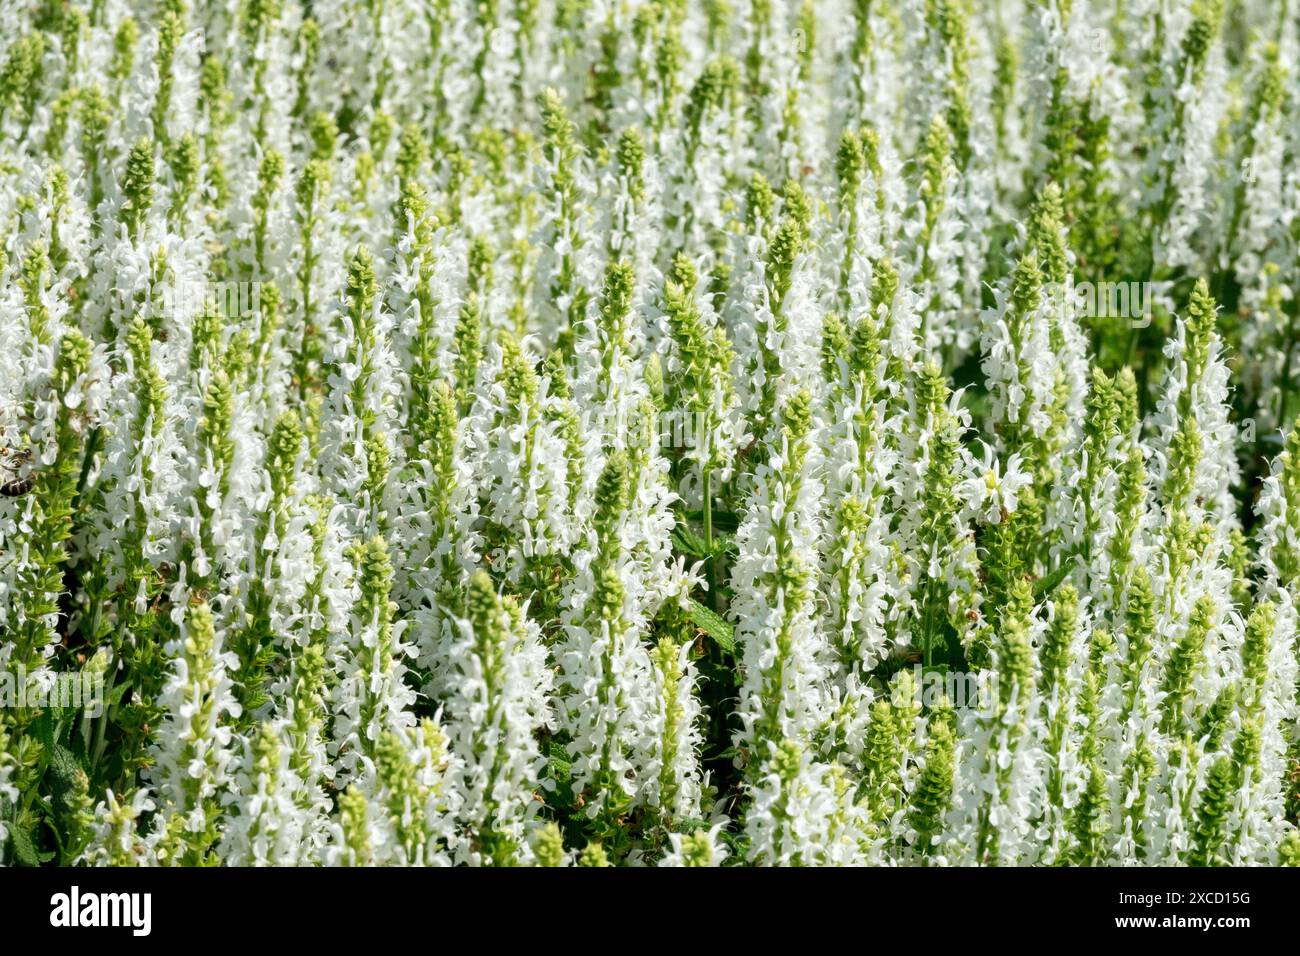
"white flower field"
2,0,1300,867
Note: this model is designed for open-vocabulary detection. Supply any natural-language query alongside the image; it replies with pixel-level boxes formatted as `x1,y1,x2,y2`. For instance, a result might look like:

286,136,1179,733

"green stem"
1277,308,1298,429
703,468,715,611
89,658,118,771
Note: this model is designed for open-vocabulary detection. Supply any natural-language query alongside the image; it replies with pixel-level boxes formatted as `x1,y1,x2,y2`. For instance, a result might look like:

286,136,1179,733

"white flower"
960,445,1033,523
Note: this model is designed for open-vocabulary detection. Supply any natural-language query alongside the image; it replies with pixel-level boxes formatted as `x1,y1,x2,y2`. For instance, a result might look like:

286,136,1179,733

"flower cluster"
3,0,1300,867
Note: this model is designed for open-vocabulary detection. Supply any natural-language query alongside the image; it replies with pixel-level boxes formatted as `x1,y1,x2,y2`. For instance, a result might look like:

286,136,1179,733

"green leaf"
1033,562,1074,601
672,517,734,560
9,823,53,866
547,740,571,782
48,744,84,803
673,817,713,832
671,522,712,558
682,509,740,533
107,678,131,709
31,710,55,753
685,598,736,656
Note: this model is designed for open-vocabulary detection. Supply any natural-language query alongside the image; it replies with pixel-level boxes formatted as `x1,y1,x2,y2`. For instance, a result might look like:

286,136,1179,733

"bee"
1,471,35,497
0,446,35,497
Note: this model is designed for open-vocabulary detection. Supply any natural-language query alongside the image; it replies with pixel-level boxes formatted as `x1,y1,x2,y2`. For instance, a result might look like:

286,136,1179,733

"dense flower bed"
2,0,1300,866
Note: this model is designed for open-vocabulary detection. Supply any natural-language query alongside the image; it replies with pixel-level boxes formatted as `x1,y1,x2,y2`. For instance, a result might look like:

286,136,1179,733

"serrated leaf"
547,740,571,781
48,744,84,797
685,598,736,656
9,823,52,866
